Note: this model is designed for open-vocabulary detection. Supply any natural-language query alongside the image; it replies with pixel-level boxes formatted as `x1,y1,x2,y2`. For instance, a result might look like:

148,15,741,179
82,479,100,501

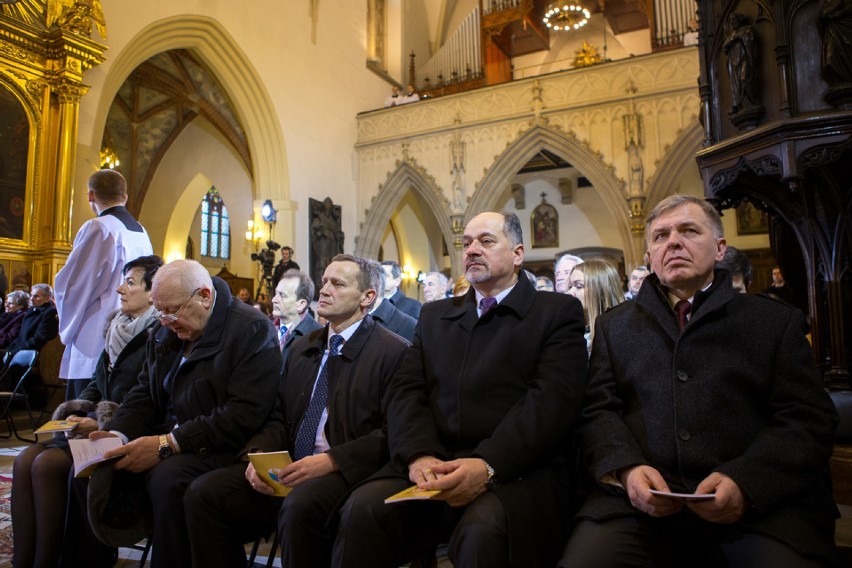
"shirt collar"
474,283,516,314
328,316,362,349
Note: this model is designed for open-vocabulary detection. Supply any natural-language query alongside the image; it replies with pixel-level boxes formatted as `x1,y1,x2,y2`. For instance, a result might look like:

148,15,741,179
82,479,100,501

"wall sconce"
245,219,263,251
99,147,120,169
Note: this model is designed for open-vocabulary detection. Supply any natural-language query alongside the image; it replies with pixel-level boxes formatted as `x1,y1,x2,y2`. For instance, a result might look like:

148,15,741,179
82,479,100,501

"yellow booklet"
247,451,294,497
35,420,79,434
384,485,442,504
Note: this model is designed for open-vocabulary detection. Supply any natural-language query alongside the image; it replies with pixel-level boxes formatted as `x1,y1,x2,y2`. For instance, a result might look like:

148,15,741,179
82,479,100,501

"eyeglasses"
156,288,201,324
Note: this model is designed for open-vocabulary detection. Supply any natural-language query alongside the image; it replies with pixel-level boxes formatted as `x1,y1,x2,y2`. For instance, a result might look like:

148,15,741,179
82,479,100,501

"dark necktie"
479,297,498,318
675,299,691,331
293,334,344,460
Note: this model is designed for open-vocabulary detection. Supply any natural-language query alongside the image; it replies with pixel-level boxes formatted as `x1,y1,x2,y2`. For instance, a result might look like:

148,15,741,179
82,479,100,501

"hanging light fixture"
99,147,120,169
543,3,591,32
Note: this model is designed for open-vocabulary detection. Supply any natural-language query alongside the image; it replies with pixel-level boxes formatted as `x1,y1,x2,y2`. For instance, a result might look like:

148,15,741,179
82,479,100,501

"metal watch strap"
158,434,173,458
483,460,498,489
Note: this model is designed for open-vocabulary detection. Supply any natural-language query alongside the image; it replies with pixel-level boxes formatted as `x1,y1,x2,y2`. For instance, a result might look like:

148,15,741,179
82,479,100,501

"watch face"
158,437,173,458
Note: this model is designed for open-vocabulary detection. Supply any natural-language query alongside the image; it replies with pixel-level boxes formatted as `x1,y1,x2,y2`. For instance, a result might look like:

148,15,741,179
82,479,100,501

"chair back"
8,349,37,371
831,390,852,444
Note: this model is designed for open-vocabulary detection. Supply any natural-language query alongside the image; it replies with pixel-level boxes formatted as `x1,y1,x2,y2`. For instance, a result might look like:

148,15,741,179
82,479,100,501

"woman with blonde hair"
567,258,625,354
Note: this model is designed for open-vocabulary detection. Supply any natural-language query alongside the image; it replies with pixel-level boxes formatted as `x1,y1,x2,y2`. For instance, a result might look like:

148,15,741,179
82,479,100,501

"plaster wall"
73,0,388,269
356,48,701,269
139,119,254,275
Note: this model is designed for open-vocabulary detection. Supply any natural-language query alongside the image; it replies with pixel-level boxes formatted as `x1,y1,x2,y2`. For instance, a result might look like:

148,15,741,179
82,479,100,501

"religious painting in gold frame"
0,84,30,241
10,259,31,290
531,195,559,249
736,201,769,235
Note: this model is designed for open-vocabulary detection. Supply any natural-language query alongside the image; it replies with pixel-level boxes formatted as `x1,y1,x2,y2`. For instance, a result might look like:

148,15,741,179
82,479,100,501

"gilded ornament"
573,40,602,68
0,41,32,62
47,0,107,39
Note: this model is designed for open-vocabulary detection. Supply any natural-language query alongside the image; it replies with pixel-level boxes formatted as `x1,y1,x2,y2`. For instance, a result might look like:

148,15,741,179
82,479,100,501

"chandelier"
99,147,120,169
543,3,591,32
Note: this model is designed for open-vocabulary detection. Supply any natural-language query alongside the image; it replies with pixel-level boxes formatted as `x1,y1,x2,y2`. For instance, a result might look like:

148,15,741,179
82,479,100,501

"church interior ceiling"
103,48,250,216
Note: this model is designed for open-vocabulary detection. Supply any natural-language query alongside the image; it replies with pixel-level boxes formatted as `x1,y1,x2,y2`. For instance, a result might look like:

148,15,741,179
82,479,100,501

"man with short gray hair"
5,284,57,357
561,194,837,566
336,211,587,567
90,259,281,568
422,271,449,303
184,253,408,567
555,252,583,294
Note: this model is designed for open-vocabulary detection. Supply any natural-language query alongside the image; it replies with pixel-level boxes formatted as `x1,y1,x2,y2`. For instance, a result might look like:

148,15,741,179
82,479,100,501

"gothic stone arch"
467,123,638,266
356,160,459,276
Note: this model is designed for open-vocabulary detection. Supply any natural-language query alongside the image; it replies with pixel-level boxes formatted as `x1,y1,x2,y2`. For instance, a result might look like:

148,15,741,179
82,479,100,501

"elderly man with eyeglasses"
89,259,281,568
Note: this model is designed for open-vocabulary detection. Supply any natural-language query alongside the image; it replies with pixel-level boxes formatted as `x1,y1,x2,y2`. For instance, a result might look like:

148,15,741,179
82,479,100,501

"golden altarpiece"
0,1,105,288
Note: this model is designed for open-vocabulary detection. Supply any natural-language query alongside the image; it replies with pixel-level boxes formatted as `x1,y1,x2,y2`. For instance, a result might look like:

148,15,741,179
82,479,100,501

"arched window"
200,186,230,259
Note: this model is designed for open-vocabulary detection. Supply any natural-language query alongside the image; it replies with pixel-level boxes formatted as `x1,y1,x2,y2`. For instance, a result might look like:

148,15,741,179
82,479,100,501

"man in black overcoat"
334,211,588,567
560,194,838,567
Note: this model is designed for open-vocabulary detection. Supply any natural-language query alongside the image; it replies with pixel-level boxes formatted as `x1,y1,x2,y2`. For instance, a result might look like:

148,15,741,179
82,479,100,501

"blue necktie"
479,297,498,318
278,324,288,351
293,334,344,460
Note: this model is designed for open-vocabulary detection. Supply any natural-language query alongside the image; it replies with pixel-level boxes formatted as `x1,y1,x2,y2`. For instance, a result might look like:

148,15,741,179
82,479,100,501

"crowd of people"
6,177,840,567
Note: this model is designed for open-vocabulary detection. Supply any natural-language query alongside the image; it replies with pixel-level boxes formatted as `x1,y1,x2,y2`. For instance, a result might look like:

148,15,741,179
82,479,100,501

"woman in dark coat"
0,289,29,349
11,255,162,568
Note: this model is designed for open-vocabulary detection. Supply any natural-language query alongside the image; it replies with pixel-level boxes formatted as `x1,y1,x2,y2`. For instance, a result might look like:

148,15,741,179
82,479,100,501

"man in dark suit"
91,259,281,568
6,283,58,356
560,195,838,567
380,260,422,319
184,254,409,567
369,260,416,342
334,212,588,567
271,269,322,364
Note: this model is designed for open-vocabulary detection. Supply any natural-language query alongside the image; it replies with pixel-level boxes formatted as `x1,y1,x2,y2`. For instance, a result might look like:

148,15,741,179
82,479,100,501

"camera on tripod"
251,240,281,280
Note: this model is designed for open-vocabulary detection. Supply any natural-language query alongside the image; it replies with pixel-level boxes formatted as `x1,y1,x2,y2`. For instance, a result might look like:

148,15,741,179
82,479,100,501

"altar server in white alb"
55,169,153,399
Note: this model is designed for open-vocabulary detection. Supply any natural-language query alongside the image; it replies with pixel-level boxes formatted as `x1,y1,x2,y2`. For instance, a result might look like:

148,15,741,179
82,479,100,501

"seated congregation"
10,194,841,568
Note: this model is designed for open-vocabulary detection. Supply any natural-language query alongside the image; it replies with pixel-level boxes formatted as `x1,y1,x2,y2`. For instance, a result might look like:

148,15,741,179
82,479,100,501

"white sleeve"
54,220,119,344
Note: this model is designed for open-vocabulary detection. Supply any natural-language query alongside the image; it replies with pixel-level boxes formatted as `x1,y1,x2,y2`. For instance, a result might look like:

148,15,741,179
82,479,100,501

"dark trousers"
64,378,89,400
560,515,831,568
185,462,352,568
332,477,509,568
61,475,117,568
146,452,221,568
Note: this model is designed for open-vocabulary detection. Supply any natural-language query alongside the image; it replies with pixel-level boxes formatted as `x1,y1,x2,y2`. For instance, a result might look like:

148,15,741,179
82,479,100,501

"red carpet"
0,475,12,567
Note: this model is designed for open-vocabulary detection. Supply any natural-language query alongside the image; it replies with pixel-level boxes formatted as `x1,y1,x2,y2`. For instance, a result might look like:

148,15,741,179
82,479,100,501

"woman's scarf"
104,305,157,365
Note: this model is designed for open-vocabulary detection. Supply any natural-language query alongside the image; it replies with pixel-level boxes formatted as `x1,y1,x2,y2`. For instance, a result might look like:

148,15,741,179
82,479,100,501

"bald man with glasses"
90,259,281,568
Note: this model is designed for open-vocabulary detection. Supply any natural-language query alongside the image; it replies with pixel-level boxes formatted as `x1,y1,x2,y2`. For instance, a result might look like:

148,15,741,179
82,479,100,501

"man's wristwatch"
483,460,499,490
157,434,173,459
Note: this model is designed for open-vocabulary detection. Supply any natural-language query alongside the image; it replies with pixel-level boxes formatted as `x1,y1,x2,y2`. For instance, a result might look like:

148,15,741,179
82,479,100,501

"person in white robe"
54,169,153,399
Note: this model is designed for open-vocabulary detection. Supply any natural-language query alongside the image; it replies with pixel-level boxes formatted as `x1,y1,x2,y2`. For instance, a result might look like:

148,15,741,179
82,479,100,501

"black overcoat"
578,271,838,562
387,274,588,565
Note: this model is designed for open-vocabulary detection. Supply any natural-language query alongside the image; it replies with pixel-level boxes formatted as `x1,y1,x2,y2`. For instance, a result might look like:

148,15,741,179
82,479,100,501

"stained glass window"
200,186,230,259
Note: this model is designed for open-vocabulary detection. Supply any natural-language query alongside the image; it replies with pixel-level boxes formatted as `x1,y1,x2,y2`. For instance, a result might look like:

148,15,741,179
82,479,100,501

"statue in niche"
450,128,466,213
820,0,852,99
723,13,760,115
531,194,558,249
627,138,644,197
309,197,344,297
